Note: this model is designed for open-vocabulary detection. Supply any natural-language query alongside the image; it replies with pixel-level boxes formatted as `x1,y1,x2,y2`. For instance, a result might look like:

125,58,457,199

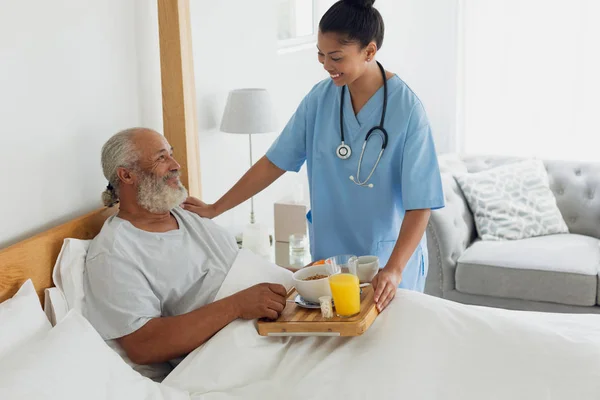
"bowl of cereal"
292,265,333,303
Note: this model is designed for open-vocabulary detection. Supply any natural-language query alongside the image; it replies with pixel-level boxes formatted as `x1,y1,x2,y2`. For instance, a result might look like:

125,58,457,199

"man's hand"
371,267,402,312
181,197,219,219
233,283,288,320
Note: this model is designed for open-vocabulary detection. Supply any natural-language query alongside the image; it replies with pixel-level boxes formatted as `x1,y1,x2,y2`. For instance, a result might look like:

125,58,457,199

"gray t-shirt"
82,207,239,341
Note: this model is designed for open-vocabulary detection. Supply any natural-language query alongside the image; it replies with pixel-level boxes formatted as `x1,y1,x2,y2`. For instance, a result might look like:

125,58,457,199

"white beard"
136,170,188,213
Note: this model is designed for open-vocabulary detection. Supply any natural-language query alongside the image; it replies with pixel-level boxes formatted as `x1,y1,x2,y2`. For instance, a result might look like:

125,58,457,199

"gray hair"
100,128,142,207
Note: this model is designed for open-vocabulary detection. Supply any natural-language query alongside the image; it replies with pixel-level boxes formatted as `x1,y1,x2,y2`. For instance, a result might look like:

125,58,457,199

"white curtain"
461,0,600,161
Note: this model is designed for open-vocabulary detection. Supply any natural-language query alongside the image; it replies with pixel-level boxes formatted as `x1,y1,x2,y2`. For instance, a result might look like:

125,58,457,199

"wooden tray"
257,285,379,337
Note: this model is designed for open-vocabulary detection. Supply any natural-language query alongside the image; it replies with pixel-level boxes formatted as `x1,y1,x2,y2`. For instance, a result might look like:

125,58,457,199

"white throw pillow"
0,279,52,358
0,310,189,400
455,159,569,240
51,238,172,381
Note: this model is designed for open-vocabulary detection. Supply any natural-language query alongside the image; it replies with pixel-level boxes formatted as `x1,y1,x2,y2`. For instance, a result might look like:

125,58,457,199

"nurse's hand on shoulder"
181,197,218,219
371,267,402,312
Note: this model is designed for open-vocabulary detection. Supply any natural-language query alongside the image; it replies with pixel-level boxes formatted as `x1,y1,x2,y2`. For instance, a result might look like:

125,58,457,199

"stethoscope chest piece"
336,142,352,159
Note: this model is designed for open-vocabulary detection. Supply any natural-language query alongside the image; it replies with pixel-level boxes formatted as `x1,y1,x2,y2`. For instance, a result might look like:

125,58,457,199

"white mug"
357,255,380,283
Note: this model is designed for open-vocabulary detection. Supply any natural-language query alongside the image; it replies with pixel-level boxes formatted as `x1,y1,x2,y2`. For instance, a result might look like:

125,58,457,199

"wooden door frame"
157,0,201,197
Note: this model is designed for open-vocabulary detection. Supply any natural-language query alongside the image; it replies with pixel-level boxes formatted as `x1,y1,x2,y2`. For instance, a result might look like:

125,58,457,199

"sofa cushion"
455,234,599,306
455,159,569,241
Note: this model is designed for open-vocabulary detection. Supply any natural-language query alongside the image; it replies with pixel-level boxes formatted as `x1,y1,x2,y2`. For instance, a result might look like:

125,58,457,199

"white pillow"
51,238,172,381
455,159,569,240
0,279,51,358
52,238,90,311
0,310,189,400
44,287,69,326
214,248,293,301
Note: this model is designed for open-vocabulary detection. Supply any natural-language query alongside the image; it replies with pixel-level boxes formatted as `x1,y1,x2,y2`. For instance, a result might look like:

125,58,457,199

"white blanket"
165,249,600,400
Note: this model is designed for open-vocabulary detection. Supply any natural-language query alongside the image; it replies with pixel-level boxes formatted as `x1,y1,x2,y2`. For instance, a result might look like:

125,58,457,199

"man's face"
132,132,188,213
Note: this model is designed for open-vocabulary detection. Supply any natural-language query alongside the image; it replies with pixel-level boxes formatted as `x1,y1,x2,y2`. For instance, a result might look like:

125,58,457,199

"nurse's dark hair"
319,0,384,50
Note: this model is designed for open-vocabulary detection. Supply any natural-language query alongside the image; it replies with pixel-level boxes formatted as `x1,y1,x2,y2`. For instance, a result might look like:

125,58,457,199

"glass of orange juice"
325,255,360,318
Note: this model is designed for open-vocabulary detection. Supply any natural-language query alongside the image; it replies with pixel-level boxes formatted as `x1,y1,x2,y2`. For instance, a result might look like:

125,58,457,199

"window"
277,0,317,48
277,0,337,50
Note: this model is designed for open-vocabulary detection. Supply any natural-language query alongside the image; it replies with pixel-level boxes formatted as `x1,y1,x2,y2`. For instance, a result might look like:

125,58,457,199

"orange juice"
328,273,360,317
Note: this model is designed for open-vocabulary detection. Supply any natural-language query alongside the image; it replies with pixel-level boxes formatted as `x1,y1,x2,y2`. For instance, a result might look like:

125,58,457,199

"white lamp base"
241,222,271,259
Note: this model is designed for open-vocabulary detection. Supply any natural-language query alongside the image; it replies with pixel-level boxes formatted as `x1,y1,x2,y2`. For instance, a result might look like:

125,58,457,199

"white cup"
357,255,379,283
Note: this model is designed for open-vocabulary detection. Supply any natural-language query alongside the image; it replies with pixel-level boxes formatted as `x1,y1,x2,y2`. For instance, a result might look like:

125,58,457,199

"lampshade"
220,88,277,134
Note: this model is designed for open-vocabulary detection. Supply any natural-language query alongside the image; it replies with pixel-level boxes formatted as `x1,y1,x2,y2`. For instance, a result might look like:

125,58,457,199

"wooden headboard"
0,206,118,304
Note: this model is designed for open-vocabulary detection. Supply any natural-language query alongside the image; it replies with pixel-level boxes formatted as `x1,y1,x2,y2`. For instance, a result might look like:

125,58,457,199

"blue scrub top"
266,76,445,292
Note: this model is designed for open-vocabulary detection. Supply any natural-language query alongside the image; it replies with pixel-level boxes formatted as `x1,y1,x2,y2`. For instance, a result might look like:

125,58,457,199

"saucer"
294,289,363,310
294,294,322,309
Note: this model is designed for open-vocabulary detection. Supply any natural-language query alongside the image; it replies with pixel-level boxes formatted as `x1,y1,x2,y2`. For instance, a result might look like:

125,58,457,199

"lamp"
220,88,277,257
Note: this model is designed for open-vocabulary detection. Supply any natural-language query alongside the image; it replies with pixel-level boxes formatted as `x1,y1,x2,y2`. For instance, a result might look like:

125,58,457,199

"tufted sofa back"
442,154,600,239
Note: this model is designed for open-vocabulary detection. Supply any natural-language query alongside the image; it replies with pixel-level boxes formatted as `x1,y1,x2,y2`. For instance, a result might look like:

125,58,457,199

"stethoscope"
336,61,388,189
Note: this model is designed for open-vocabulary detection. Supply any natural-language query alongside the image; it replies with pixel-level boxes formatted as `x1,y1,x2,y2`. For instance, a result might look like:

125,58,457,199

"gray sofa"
424,154,600,314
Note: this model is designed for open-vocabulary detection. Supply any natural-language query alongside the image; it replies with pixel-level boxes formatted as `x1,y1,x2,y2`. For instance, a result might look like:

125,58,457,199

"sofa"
424,154,600,314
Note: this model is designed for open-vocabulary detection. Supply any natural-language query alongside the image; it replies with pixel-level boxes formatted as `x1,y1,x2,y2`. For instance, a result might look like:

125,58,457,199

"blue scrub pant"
396,243,428,292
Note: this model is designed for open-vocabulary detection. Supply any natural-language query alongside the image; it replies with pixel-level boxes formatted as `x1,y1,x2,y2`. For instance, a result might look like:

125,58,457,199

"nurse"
183,0,445,312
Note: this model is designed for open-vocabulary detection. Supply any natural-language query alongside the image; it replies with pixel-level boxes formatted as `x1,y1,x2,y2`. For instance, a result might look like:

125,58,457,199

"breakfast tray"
257,285,379,337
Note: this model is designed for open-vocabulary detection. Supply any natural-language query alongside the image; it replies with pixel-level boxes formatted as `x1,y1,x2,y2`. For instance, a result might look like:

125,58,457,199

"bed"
2,205,600,399
0,207,117,304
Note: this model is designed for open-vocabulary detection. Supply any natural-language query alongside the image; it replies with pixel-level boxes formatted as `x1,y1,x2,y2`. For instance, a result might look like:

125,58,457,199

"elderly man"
83,128,287,367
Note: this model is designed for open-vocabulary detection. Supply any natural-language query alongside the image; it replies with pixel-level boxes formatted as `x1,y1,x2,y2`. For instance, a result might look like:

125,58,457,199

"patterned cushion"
455,159,569,240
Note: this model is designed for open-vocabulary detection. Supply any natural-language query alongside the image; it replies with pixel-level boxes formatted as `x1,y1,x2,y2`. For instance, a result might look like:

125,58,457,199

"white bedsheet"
165,250,600,400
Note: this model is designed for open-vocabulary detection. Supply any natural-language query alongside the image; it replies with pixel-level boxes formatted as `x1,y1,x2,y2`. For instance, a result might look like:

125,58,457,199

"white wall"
462,0,600,161
376,0,459,154
135,0,163,133
0,0,142,247
176,0,460,236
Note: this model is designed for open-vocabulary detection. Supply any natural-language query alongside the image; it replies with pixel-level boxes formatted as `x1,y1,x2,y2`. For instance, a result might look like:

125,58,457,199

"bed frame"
0,207,117,304
0,0,198,304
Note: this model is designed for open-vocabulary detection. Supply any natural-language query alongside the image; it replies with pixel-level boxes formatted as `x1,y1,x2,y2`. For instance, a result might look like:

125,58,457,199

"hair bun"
343,0,375,9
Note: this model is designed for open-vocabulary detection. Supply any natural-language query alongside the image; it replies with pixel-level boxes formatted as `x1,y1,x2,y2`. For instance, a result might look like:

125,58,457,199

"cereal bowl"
292,265,333,303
